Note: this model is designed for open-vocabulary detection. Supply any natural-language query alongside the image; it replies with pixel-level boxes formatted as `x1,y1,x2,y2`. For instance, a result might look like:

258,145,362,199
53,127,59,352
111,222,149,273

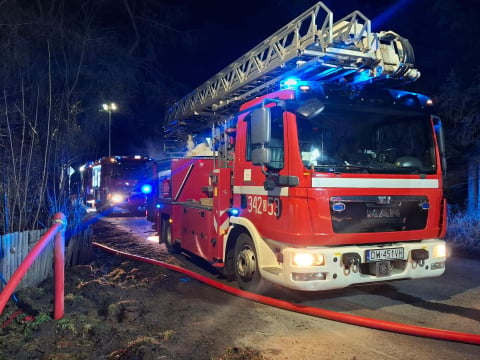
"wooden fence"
0,226,92,290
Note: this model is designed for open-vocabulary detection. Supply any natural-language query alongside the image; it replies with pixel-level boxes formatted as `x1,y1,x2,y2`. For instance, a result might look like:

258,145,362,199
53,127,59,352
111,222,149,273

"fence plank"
0,226,91,291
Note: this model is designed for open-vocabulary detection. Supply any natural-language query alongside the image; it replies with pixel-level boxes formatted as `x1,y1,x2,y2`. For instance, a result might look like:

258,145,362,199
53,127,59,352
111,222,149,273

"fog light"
431,261,445,270
292,253,325,267
292,272,326,281
433,244,446,258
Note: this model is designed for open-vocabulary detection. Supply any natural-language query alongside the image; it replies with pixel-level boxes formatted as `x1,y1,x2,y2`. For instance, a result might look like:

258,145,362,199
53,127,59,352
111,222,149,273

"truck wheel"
234,233,266,293
161,218,180,253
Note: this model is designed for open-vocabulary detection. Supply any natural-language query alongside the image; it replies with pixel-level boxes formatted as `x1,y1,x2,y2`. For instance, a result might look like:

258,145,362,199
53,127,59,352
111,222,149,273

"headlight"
110,193,124,204
432,244,446,258
292,253,325,267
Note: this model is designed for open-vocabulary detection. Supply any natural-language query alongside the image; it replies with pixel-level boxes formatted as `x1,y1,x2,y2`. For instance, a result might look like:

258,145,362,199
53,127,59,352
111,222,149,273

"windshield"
107,160,149,191
297,108,437,174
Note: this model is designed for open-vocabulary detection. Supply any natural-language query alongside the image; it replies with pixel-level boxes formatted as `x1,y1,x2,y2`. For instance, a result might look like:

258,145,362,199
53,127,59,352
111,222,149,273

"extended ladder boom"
165,1,419,134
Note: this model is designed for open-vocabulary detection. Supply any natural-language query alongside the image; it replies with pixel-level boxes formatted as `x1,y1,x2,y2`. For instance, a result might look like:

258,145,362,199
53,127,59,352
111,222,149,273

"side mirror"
251,107,272,166
249,105,299,189
251,107,271,145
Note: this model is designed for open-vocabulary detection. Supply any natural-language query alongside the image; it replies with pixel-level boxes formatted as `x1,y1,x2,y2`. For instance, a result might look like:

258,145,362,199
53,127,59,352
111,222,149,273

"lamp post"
102,103,117,157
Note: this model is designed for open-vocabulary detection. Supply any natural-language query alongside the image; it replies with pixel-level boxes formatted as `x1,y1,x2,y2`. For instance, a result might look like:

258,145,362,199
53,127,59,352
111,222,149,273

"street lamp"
102,102,117,157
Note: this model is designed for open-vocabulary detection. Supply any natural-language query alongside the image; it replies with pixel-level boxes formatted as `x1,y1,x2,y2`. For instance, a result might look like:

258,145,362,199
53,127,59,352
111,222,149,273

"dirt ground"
0,217,275,359
2,216,479,359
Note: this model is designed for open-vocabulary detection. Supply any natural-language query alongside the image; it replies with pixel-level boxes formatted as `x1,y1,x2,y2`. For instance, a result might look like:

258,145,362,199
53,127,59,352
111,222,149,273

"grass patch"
446,207,480,250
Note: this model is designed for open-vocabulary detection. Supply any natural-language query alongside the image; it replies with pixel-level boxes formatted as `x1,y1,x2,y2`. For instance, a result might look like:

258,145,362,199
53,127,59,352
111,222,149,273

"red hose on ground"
92,242,480,346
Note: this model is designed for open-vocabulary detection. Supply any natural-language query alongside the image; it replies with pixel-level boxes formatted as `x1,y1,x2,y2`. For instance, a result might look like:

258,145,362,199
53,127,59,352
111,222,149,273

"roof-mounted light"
298,84,312,92
280,78,300,90
280,78,313,93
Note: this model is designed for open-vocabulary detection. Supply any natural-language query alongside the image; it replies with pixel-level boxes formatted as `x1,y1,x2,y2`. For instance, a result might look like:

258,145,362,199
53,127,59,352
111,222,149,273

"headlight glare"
110,193,124,204
292,253,325,267
433,244,446,258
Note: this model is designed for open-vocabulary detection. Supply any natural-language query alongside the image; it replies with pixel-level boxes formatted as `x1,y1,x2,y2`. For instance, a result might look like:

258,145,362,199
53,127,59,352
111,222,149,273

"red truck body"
150,2,448,291
152,86,447,292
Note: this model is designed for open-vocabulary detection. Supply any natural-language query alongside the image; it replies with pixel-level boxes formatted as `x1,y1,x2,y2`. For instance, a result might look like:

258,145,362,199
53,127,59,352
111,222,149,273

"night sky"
162,0,427,88
162,0,479,89
104,0,480,157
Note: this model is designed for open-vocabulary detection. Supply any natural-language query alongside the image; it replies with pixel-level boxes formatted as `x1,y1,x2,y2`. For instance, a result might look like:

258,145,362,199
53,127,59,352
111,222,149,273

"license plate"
365,247,404,262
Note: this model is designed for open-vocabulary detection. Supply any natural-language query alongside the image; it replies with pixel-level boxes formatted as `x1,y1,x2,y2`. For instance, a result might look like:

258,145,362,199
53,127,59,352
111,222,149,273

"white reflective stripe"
213,210,229,232
312,177,439,189
233,185,289,196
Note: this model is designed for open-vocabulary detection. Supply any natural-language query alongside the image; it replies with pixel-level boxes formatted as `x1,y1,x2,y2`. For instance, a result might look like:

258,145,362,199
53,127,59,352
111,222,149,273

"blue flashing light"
155,203,162,209
228,208,240,216
404,97,417,107
388,89,432,107
141,184,153,194
280,77,300,90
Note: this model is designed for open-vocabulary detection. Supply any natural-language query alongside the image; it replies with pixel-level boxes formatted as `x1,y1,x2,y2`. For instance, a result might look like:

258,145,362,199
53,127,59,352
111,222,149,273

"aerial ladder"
164,1,419,139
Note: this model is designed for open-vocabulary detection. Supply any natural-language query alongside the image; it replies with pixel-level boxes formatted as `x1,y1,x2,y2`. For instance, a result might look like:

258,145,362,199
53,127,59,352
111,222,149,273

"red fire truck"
82,156,154,216
152,2,448,292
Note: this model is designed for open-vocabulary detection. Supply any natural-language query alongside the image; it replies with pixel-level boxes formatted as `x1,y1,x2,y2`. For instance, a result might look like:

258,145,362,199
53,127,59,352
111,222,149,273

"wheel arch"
224,217,278,276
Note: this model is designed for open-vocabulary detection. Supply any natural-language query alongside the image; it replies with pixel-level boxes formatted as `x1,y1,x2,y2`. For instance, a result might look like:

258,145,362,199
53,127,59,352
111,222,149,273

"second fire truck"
152,2,448,292
82,156,154,216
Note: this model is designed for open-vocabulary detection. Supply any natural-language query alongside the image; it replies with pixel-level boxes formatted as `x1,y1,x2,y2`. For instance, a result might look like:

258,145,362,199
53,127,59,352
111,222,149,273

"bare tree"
0,0,121,232
0,0,203,233
437,70,480,211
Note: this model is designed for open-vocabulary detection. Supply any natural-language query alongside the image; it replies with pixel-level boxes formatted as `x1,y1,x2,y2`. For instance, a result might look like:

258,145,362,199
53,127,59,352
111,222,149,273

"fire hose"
93,242,480,345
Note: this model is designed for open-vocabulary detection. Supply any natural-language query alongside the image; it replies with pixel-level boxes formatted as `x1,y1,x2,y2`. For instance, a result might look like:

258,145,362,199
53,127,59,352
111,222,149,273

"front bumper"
262,239,446,291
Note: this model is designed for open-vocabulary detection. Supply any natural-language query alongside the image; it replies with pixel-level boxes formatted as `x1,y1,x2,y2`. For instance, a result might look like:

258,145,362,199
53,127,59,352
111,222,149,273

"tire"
161,217,180,253
234,233,267,293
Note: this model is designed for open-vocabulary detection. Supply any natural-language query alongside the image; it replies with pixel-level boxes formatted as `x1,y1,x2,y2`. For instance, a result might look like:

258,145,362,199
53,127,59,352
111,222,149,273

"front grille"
330,195,428,233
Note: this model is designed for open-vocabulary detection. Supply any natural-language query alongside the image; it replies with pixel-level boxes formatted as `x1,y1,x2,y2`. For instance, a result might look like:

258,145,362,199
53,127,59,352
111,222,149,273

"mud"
0,218,266,360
